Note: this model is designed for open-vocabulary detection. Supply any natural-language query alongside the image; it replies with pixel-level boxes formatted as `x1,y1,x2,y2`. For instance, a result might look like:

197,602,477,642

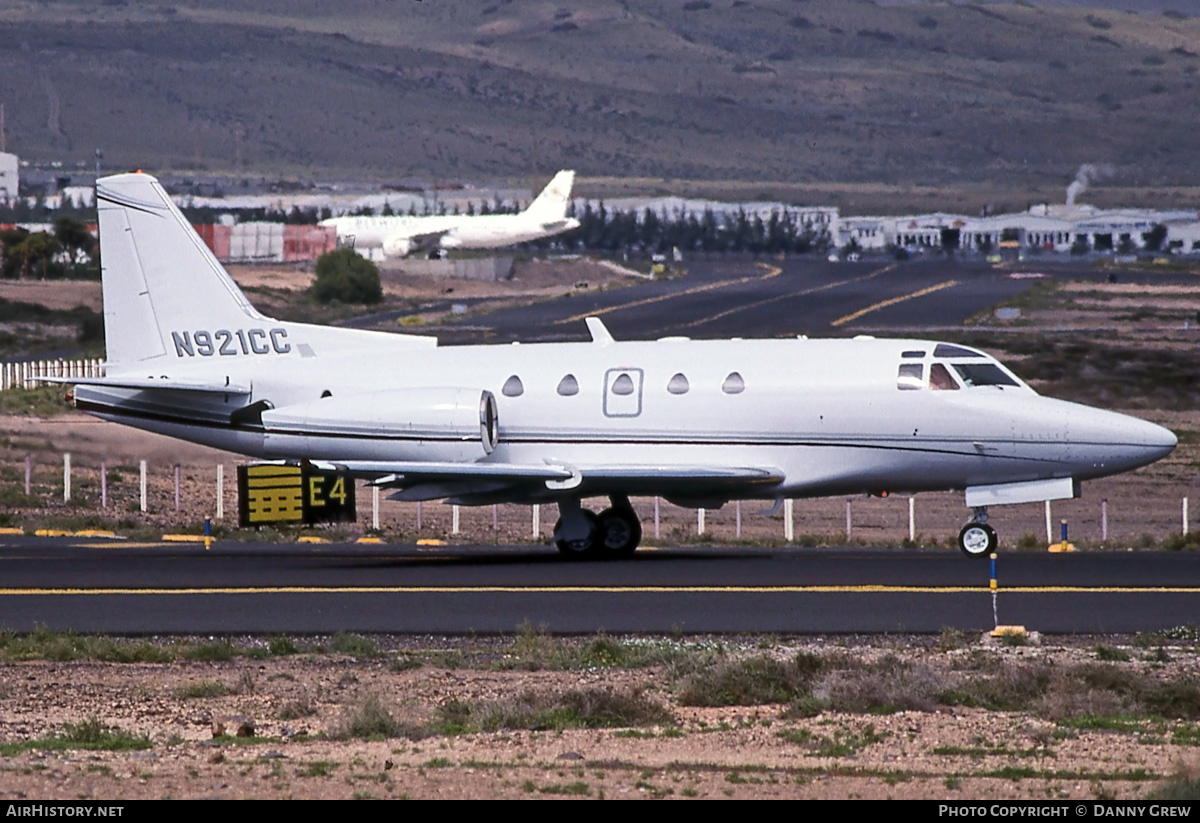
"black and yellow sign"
237,463,356,527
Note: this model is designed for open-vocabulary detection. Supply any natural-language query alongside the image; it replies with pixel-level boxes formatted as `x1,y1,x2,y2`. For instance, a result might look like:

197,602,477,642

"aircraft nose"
1075,408,1176,474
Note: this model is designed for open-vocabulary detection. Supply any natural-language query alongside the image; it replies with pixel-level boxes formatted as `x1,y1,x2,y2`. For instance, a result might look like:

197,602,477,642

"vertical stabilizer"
97,172,265,365
524,170,575,222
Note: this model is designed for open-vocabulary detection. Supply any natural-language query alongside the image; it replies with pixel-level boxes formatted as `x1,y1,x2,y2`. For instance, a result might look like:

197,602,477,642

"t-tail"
91,172,432,376
96,172,272,366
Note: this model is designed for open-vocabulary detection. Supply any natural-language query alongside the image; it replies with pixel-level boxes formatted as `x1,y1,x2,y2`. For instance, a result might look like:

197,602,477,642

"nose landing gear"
958,507,997,558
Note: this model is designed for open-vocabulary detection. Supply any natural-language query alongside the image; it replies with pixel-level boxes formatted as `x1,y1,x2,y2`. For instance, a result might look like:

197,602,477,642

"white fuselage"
75,331,1176,505
321,212,580,258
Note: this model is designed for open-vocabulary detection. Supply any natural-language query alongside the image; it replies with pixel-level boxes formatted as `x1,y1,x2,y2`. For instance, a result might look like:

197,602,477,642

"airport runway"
1,536,1198,635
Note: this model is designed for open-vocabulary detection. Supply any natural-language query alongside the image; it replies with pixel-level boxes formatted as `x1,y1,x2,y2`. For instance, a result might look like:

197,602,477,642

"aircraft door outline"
603,367,644,418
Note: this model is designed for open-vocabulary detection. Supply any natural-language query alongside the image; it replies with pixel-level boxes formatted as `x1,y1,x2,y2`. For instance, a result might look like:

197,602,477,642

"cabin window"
611,373,636,396
929,363,959,391
952,363,1018,388
321,390,332,398
897,363,924,390
667,373,690,395
901,350,926,359
502,375,524,397
722,372,745,394
556,374,579,396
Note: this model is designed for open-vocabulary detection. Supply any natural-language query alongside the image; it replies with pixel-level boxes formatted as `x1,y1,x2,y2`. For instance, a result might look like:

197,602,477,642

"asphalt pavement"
2,536,1197,634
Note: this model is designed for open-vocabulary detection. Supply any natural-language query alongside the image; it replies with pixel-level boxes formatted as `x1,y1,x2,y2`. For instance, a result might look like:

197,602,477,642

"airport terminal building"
839,204,1200,256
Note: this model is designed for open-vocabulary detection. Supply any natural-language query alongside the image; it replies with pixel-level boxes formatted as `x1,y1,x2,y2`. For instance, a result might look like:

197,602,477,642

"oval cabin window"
611,373,636,395
721,372,745,394
667,373,689,395
556,374,579,396
502,375,524,397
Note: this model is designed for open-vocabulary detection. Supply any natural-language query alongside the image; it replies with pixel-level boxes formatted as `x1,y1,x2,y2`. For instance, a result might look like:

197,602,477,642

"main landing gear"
553,495,643,559
958,507,998,558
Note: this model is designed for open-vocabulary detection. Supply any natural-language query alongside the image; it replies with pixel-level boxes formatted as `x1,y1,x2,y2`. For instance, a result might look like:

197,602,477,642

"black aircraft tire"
554,511,601,558
958,522,998,558
596,507,642,558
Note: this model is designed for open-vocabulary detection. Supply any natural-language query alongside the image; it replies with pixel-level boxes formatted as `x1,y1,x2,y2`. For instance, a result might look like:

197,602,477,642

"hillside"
2,1,1199,209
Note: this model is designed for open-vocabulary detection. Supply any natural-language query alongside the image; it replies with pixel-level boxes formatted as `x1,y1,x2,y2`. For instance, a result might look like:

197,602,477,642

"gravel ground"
0,635,1197,800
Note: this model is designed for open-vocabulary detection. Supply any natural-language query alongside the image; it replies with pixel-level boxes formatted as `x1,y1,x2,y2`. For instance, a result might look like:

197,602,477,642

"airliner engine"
382,237,414,258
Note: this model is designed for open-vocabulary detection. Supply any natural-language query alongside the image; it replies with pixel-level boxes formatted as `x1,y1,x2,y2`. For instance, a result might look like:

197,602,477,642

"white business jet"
57,173,1176,558
320,170,580,258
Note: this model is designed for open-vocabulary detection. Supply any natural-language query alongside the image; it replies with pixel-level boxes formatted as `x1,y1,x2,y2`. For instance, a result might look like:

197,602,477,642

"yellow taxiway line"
830,279,959,327
0,585,1196,596
554,262,784,325
678,264,900,330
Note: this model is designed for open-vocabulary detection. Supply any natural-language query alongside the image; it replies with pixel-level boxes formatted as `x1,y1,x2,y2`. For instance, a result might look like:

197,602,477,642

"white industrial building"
0,152,17,203
839,203,1200,255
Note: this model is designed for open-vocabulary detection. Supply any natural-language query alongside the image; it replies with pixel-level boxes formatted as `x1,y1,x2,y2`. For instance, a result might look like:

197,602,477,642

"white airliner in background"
57,173,1177,558
320,170,580,258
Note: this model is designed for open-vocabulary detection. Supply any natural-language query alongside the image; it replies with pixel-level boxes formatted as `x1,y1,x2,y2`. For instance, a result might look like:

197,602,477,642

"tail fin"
523,170,574,222
97,172,265,365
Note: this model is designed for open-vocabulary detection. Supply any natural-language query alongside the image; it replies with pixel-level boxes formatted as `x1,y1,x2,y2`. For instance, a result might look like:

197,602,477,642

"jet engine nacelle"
261,387,498,462
382,236,414,258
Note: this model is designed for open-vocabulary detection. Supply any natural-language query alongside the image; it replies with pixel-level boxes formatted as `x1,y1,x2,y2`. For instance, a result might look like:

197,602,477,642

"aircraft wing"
334,460,783,504
382,229,450,258
38,375,252,394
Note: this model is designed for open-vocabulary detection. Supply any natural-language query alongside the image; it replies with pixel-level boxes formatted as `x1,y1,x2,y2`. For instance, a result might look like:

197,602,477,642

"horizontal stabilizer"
39,374,252,394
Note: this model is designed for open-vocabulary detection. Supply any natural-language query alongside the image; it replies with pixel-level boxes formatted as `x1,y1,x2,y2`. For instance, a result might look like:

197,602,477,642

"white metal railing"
1,359,105,390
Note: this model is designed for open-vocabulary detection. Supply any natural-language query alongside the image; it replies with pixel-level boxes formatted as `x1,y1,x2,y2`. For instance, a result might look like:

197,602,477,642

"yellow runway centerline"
830,279,958,327
0,585,1196,596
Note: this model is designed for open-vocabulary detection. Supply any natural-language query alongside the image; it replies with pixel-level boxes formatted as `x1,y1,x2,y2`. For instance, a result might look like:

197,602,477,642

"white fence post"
139,460,147,513
784,498,794,543
1045,500,1053,544
372,485,380,531
63,453,71,503
452,504,460,535
697,507,705,535
532,504,540,538
908,497,916,543
100,459,107,509
216,464,224,520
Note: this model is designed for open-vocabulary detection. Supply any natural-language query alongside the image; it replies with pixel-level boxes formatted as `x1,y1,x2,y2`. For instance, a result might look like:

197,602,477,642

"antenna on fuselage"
585,317,614,346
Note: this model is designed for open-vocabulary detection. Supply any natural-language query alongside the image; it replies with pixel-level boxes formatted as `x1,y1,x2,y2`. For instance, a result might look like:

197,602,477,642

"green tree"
311,248,383,305
54,216,98,277
1143,223,1168,252
1,229,65,279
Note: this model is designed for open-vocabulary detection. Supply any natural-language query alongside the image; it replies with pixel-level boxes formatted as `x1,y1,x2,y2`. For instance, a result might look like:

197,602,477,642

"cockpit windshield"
951,362,1019,388
929,363,959,391
897,348,1024,392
